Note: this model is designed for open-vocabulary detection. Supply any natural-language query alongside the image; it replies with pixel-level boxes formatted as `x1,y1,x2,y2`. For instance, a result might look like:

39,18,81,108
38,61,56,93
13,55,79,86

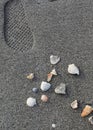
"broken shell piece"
40,81,51,91
26,97,36,107
88,116,93,125
47,69,57,82
51,68,57,75
81,105,93,117
52,123,56,128
71,100,78,109
41,95,48,102
55,83,66,94
27,73,34,80
68,64,79,75
50,55,60,65
47,73,53,82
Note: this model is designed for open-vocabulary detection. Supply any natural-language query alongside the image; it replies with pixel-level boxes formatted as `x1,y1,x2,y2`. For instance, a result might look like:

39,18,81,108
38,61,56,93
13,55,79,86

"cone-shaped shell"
81,105,93,117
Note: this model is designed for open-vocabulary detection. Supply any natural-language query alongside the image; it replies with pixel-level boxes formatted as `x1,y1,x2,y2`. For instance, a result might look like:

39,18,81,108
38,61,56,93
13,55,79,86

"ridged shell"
81,105,93,117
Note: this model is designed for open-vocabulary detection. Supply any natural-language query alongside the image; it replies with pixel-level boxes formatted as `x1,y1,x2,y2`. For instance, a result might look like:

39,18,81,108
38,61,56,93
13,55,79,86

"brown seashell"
47,73,53,82
27,73,34,80
81,105,93,117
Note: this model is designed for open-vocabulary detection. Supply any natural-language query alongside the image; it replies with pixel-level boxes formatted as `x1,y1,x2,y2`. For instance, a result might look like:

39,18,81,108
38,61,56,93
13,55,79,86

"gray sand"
0,0,93,129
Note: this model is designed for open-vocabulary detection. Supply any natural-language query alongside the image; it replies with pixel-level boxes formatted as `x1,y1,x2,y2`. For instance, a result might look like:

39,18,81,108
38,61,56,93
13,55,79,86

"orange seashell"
47,73,53,82
81,105,93,117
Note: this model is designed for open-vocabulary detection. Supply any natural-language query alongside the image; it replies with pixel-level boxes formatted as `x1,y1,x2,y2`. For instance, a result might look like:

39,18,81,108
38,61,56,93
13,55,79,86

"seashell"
47,69,57,82
55,83,66,94
81,105,93,117
68,64,79,75
40,81,51,91
71,100,78,109
88,116,93,125
27,73,34,80
47,73,53,82
52,123,56,128
26,97,36,107
50,55,60,65
41,95,48,102
51,68,57,75
32,88,38,93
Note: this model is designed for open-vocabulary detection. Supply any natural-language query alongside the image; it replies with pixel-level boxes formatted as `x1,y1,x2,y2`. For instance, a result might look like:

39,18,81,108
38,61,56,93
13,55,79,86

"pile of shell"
26,55,93,126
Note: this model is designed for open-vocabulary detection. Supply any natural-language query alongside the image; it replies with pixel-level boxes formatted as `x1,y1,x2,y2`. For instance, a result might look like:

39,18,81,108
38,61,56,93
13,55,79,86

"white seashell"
55,83,66,94
40,81,51,91
52,123,56,128
88,116,93,125
26,97,36,107
68,64,79,75
50,55,60,65
51,68,57,75
71,100,78,109
27,73,34,80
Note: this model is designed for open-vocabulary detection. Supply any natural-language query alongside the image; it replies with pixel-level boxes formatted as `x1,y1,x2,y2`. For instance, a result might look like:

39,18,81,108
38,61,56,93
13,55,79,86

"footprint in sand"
4,0,33,52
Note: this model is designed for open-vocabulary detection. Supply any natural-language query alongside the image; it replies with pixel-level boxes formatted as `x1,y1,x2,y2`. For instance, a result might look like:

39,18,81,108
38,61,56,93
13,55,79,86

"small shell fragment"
26,97,36,107
81,105,93,117
71,100,78,109
41,95,48,102
55,83,66,94
27,73,34,80
51,69,57,75
88,116,93,125
40,81,51,91
47,73,53,82
68,64,79,75
47,69,57,82
50,55,60,65
52,123,56,128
